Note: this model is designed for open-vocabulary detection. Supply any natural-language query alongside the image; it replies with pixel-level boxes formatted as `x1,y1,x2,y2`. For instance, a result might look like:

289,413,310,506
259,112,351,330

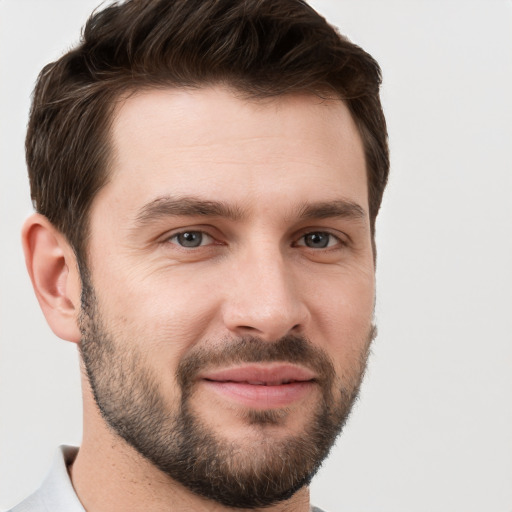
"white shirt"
9,446,84,512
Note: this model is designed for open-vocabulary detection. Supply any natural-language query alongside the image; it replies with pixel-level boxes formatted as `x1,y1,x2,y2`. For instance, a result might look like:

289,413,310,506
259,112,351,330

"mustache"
176,334,337,393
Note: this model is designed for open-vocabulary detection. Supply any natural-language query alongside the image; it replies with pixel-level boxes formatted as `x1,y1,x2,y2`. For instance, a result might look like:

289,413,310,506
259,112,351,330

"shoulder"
7,492,46,512
7,446,84,512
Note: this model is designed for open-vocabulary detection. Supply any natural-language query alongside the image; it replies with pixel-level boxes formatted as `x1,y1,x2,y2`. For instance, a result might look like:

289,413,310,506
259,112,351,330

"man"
12,0,389,510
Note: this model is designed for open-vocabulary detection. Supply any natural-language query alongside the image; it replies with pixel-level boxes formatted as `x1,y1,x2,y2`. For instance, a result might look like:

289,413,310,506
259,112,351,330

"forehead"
101,86,367,216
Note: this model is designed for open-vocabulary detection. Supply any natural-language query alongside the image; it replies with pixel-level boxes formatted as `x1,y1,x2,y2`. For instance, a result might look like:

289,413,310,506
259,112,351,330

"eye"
168,231,213,248
296,231,340,249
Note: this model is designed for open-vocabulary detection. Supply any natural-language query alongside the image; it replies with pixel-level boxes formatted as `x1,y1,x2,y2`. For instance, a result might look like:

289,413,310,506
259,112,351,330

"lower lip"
201,380,316,409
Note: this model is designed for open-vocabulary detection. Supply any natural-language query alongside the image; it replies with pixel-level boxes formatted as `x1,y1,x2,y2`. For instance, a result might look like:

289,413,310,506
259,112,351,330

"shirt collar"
12,445,84,512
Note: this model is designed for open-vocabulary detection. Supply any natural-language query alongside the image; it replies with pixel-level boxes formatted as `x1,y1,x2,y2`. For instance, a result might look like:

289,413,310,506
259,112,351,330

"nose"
221,246,310,341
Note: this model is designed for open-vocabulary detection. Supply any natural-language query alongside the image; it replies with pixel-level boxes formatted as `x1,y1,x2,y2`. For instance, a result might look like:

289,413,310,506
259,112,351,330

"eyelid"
160,226,221,248
169,231,214,247
293,229,346,248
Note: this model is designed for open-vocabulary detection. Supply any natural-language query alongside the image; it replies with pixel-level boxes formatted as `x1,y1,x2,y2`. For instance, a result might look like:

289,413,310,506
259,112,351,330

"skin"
23,86,375,512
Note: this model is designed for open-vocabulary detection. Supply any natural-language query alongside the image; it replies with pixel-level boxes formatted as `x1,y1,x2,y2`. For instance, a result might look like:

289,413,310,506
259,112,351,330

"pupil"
178,232,202,247
306,232,328,248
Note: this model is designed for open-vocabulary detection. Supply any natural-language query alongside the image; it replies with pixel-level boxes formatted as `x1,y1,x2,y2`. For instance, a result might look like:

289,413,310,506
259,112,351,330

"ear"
22,213,82,343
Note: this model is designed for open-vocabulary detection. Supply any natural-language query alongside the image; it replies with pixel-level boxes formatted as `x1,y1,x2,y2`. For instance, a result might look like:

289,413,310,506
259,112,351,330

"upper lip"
199,364,317,386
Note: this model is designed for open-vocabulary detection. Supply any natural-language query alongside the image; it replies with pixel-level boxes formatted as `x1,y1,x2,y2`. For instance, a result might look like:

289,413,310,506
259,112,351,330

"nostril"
289,324,303,335
239,325,258,332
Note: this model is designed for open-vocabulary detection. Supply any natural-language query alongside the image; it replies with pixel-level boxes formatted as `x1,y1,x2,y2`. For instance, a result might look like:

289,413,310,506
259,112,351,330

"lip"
200,363,317,384
199,364,318,409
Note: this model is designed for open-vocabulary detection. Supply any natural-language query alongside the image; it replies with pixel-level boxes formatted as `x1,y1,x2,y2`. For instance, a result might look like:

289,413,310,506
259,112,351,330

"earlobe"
22,213,82,344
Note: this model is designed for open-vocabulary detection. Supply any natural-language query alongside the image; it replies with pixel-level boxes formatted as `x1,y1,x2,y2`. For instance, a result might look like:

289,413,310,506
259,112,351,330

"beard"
78,273,374,509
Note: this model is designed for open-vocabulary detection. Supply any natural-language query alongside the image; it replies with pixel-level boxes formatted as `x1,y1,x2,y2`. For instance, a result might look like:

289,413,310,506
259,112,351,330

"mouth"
198,364,318,409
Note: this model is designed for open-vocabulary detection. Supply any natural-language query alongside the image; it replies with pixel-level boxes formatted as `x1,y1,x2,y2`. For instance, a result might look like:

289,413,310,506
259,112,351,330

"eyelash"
166,230,345,250
294,231,344,249
167,231,216,248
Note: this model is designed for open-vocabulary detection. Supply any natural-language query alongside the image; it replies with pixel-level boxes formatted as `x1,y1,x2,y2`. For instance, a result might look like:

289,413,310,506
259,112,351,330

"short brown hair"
26,0,389,261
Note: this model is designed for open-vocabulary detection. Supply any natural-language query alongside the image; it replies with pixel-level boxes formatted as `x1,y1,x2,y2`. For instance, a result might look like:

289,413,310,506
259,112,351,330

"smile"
199,364,318,409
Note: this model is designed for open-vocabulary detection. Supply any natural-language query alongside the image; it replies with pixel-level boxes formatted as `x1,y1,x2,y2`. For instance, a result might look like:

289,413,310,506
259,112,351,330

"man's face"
80,86,375,508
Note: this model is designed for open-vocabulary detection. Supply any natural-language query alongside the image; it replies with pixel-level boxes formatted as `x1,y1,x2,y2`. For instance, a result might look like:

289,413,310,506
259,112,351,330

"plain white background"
0,1,510,511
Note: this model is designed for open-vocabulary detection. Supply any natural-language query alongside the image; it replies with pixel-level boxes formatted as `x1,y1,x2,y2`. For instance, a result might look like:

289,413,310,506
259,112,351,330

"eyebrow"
134,195,367,227
134,196,245,226
297,199,367,222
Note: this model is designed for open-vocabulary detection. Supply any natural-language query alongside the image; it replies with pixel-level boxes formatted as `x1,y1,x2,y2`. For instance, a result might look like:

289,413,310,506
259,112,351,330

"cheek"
92,266,223,359
306,267,375,367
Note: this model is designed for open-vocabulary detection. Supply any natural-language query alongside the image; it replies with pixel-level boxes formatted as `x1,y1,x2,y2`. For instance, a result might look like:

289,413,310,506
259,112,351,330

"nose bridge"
222,239,308,340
